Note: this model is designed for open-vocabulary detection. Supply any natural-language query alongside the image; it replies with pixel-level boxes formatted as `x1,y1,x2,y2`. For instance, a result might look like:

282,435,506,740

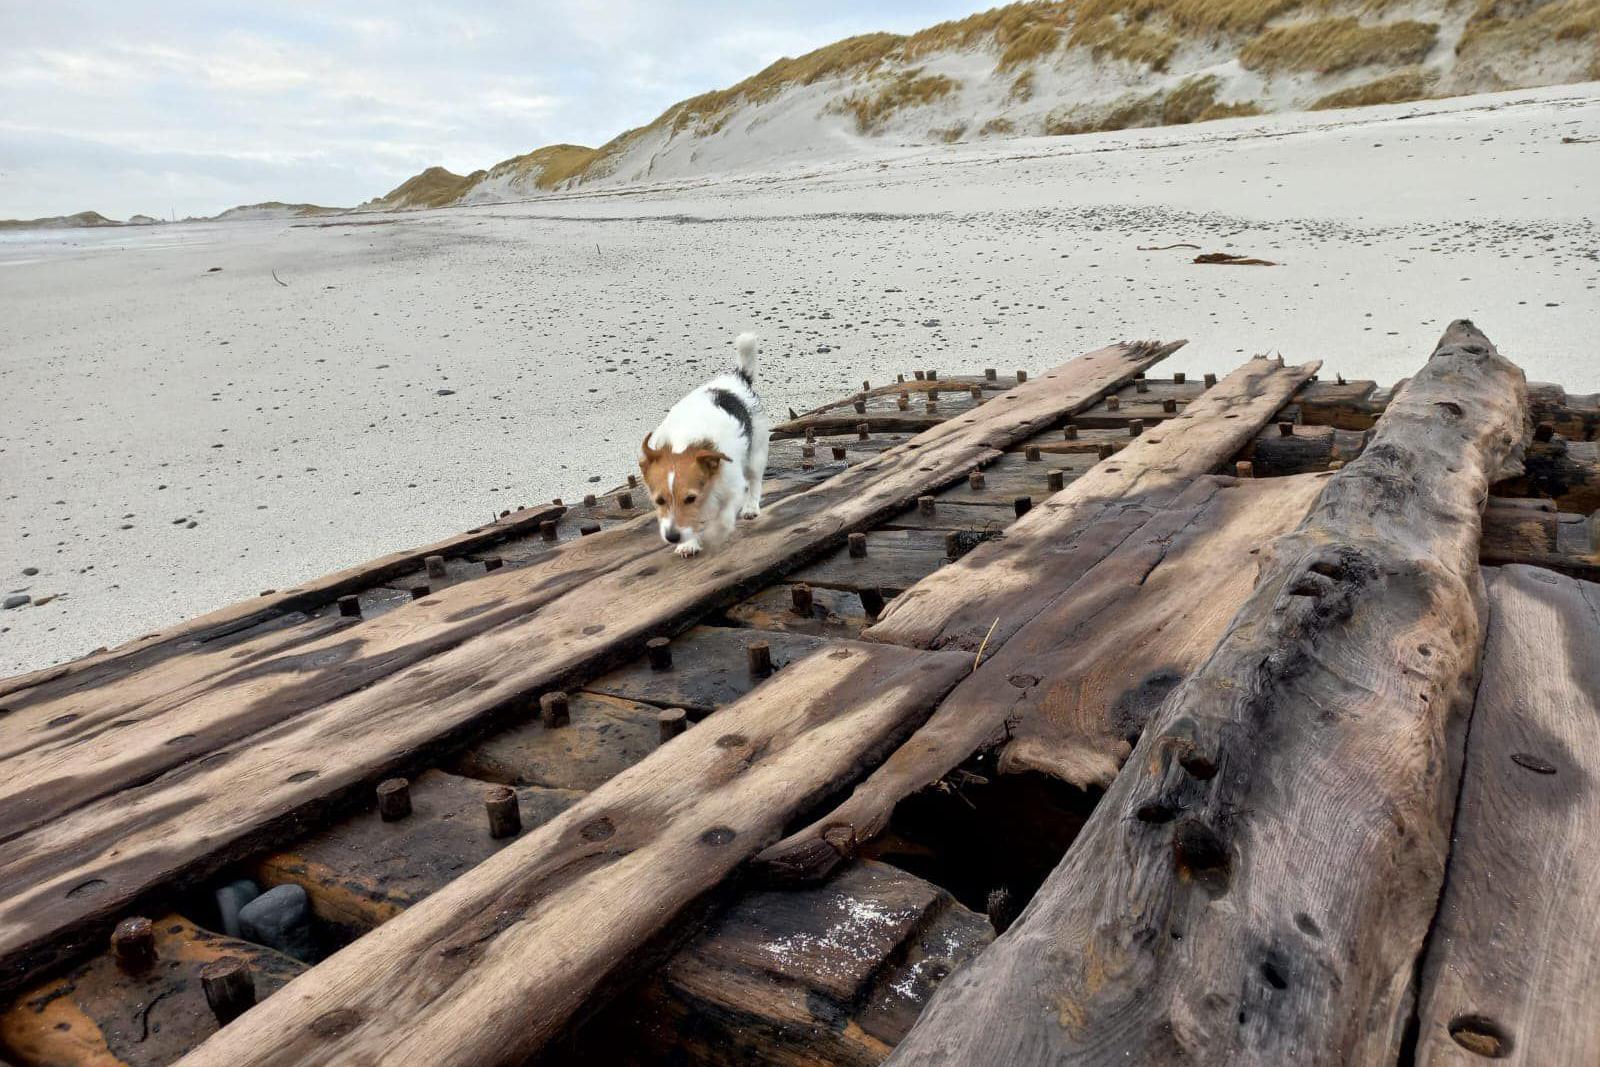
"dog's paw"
739,504,761,520
674,542,702,559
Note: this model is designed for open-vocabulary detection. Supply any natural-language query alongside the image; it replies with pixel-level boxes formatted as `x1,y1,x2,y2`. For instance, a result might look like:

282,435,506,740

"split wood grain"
883,319,1528,1066
866,355,1320,653
1414,565,1600,1066
0,340,1174,988
175,642,970,1067
753,474,1327,882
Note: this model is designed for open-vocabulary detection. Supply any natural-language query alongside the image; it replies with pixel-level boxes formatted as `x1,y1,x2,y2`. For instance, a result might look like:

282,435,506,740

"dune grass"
980,116,1019,134
486,144,600,190
902,3,1073,63
1458,0,1600,65
1068,15,1181,69
1310,67,1435,107
1241,16,1439,72
836,69,961,132
1046,74,1259,133
376,167,485,208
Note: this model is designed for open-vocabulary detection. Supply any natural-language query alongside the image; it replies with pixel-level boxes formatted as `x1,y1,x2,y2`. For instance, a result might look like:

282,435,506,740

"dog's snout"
663,527,682,544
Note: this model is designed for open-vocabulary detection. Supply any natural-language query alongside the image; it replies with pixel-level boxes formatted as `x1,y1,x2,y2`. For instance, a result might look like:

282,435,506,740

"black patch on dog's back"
709,388,753,438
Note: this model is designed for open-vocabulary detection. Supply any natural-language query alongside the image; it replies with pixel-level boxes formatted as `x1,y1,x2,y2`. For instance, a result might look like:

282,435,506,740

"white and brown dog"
639,333,769,557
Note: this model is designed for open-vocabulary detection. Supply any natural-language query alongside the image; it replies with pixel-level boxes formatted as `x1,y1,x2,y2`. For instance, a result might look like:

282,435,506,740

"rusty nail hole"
1260,960,1288,990
580,816,615,842
716,733,747,749
1510,752,1557,774
700,826,736,846
1448,1015,1512,1058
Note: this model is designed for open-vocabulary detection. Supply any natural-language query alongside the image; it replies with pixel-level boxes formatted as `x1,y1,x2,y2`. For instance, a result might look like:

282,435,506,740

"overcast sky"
0,1,980,220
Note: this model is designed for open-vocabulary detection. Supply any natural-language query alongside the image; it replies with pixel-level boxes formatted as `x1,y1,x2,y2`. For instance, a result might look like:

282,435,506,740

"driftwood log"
174,642,970,1067
1414,565,1600,1065
885,320,1528,1065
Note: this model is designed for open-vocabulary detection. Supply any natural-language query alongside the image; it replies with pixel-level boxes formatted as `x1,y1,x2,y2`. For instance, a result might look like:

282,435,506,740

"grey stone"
21,567,38,576
215,878,260,938
239,883,317,962
3,595,29,610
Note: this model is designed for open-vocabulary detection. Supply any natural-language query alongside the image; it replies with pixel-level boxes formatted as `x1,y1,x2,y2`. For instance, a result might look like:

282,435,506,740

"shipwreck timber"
1,322,1597,1066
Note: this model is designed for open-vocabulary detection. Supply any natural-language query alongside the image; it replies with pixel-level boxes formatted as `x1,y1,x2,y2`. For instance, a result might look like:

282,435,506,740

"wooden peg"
985,368,997,380
646,637,673,670
1173,372,1186,384
918,495,936,514
410,585,430,600
1236,460,1255,479
747,641,773,678
848,532,868,558
201,957,256,1025
969,470,986,489
658,707,688,742
617,490,634,509
860,588,886,620
1163,397,1177,413
831,445,848,460
337,594,361,618
1204,372,1218,387
539,691,570,728
541,519,558,541
1278,421,1294,436
1016,370,1028,383
485,786,521,839
376,778,411,821
1014,496,1033,517
1025,445,1041,461
790,584,813,616
1106,394,1121,411
425,555,447,579
1129,419,1144,437
1047,470,1065,492
1063,424,1078,440
111,917,156,973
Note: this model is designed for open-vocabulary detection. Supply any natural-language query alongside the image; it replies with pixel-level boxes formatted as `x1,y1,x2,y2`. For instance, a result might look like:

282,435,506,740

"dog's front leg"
673,533,704,558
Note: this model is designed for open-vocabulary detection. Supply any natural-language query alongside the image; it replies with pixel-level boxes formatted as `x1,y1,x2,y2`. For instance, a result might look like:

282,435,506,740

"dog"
639,333,770,558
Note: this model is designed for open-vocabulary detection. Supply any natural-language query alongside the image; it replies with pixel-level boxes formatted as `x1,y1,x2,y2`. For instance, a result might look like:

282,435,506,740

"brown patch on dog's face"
640,435,728,540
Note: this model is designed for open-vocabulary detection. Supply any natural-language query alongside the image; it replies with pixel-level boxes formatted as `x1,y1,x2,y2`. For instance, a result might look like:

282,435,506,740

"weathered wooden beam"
0,503,567,701
1493,436,1600,514
1246,423,1372,475
0,340,1175,988
866,355,1320,653
1414,566,1600,1066
175,643,971,1067
884,319,1528,1066
754,474,1327,882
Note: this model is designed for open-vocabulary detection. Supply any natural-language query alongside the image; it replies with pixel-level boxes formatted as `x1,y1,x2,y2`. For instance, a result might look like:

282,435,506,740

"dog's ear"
696,450,732,474
640,433,659,466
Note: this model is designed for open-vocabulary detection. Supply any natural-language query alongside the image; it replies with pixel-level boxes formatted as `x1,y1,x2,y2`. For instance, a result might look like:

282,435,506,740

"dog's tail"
734,332,758,385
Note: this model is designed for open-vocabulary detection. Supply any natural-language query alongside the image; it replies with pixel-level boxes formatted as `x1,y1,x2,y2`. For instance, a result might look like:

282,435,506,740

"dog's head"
639,435,729,545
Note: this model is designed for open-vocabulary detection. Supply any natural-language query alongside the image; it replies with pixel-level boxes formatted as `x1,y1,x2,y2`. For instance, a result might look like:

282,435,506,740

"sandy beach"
3,83,1597,674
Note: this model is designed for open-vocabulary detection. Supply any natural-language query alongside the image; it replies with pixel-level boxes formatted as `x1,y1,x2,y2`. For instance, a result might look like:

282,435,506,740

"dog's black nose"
663,528,681,544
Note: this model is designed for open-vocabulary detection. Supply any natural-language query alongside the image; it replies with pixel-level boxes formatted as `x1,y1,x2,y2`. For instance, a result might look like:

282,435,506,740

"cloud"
0,1,980,219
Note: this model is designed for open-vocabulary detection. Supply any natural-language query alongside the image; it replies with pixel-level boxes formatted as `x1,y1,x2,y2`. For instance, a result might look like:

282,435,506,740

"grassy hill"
375,0,1597,209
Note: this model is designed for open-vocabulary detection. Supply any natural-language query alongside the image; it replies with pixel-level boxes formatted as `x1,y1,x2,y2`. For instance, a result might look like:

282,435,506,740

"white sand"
3,83,1597,675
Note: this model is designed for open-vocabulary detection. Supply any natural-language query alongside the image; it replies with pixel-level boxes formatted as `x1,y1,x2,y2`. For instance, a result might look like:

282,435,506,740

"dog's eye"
655,496,666,507
684,493,697,504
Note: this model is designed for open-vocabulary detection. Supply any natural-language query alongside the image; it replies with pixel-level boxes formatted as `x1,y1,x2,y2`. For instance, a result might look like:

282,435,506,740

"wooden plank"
867,355,1320,653
1494,437,1600,513
1528,381,1600,442
1414,566,1600,1066
878,500,1017,533
0,915,305,1067
174,642,972,1067
0,514,663,847
754,474,1328,881
582,626,827,715
0,340,1177,986
450,693,662,791
1480,503,1600,581
550,861,993,1067
0,504,566,701
1246,423,1371,476
883,320,1529,1066
255,769,582,937
723,583,873,638
786,529,951,595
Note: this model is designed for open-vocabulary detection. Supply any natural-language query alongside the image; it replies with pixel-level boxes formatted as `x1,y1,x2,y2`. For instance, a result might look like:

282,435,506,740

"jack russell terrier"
639,333,770,557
